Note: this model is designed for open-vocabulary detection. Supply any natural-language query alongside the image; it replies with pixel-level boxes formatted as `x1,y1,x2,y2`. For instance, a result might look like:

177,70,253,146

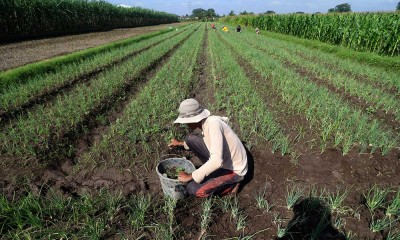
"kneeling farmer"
168,99,248,197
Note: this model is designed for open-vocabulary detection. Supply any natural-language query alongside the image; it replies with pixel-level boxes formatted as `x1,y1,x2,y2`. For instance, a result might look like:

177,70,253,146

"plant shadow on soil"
277,197,346,240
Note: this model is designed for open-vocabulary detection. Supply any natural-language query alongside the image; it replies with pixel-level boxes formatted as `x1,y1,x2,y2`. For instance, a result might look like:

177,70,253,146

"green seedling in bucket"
164,166,185,179
157,158,195,200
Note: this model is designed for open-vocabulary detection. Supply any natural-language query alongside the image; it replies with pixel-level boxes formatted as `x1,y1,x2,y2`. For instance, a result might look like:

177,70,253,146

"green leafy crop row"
231,27,400,121
218,27,398,155
0,26,196,160
0,26,190,115
208,30,290,155
79,25,205,169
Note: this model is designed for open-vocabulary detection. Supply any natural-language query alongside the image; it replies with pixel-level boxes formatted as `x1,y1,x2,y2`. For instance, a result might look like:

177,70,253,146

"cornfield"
221,12,400,56
0,0,178,39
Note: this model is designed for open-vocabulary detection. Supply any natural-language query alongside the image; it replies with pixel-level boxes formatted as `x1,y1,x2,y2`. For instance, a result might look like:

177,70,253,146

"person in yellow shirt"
222,26,229,32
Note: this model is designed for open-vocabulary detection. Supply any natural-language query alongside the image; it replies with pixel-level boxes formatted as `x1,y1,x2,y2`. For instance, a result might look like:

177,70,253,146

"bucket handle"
159,153,185,161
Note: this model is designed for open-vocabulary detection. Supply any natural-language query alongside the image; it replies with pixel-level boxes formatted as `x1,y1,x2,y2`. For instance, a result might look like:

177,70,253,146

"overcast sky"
106,0,399,15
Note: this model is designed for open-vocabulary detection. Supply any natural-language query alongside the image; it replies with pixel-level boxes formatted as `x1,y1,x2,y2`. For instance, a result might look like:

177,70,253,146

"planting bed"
0,23,399,239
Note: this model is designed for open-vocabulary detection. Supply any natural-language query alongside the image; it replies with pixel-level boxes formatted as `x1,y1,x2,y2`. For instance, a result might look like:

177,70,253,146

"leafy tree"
295,11,305,14
397,1,400,11
336,3,351,12
328,3,351,13
264,10,275,14
191,8,217,20
228,10,235,16
192,8,206,19
206,8,218,19
239,10,254,15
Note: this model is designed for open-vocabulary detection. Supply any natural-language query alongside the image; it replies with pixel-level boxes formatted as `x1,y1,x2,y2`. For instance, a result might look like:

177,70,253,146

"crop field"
0,22,400,239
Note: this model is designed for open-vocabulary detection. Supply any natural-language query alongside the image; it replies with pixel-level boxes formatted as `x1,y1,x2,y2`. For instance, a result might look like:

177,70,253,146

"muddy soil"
0,22,189,71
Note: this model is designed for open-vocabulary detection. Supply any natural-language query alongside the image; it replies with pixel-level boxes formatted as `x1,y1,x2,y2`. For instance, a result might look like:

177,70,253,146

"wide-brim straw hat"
174,98,210,124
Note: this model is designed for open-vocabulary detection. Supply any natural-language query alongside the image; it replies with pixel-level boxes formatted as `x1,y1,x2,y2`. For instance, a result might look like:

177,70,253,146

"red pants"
184,134,244,197
186,168,243,197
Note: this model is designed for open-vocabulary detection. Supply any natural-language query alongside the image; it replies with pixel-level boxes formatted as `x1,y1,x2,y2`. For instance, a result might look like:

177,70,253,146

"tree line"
191,2,400,19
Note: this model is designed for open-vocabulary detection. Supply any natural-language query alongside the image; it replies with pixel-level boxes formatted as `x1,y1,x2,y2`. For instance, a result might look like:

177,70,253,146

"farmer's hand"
168,138,184,149
178,172,193,182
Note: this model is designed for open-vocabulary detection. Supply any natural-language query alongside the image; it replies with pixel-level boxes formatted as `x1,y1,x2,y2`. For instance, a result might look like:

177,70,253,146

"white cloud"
118,4,133,8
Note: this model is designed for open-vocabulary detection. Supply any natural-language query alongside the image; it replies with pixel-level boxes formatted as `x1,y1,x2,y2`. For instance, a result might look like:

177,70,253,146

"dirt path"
0,22,189,71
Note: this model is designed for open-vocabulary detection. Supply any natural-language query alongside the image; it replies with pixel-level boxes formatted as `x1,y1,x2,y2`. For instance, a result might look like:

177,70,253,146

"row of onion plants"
0,26,197,159
0,26,191,114
363,185,400,236
79,25,205,171
0,187,158,238
218,30,398,155
0,28,174,90
234,32,400,121
253,34,400,93
208,29,290,155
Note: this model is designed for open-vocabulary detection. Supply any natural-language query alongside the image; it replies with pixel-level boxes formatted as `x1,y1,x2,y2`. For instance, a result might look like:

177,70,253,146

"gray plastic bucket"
156,158,195,200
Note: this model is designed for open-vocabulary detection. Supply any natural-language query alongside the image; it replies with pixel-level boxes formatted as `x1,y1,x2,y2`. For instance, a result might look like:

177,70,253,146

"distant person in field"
211,23,216,31
168,98,248,197
222,26,229,32
255,27,260,35
236,25,242,33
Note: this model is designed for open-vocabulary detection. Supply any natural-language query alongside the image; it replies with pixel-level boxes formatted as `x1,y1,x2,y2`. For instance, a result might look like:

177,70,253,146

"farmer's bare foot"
231,182,240,195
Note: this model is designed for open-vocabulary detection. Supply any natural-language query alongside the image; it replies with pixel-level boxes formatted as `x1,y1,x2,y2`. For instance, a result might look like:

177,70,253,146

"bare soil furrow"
0,29,188,125
189,26,212,103
171,25,210,240
36,27,198,164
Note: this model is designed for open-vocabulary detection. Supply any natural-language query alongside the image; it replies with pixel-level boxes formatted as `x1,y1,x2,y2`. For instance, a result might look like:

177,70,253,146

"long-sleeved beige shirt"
185,116,248,183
